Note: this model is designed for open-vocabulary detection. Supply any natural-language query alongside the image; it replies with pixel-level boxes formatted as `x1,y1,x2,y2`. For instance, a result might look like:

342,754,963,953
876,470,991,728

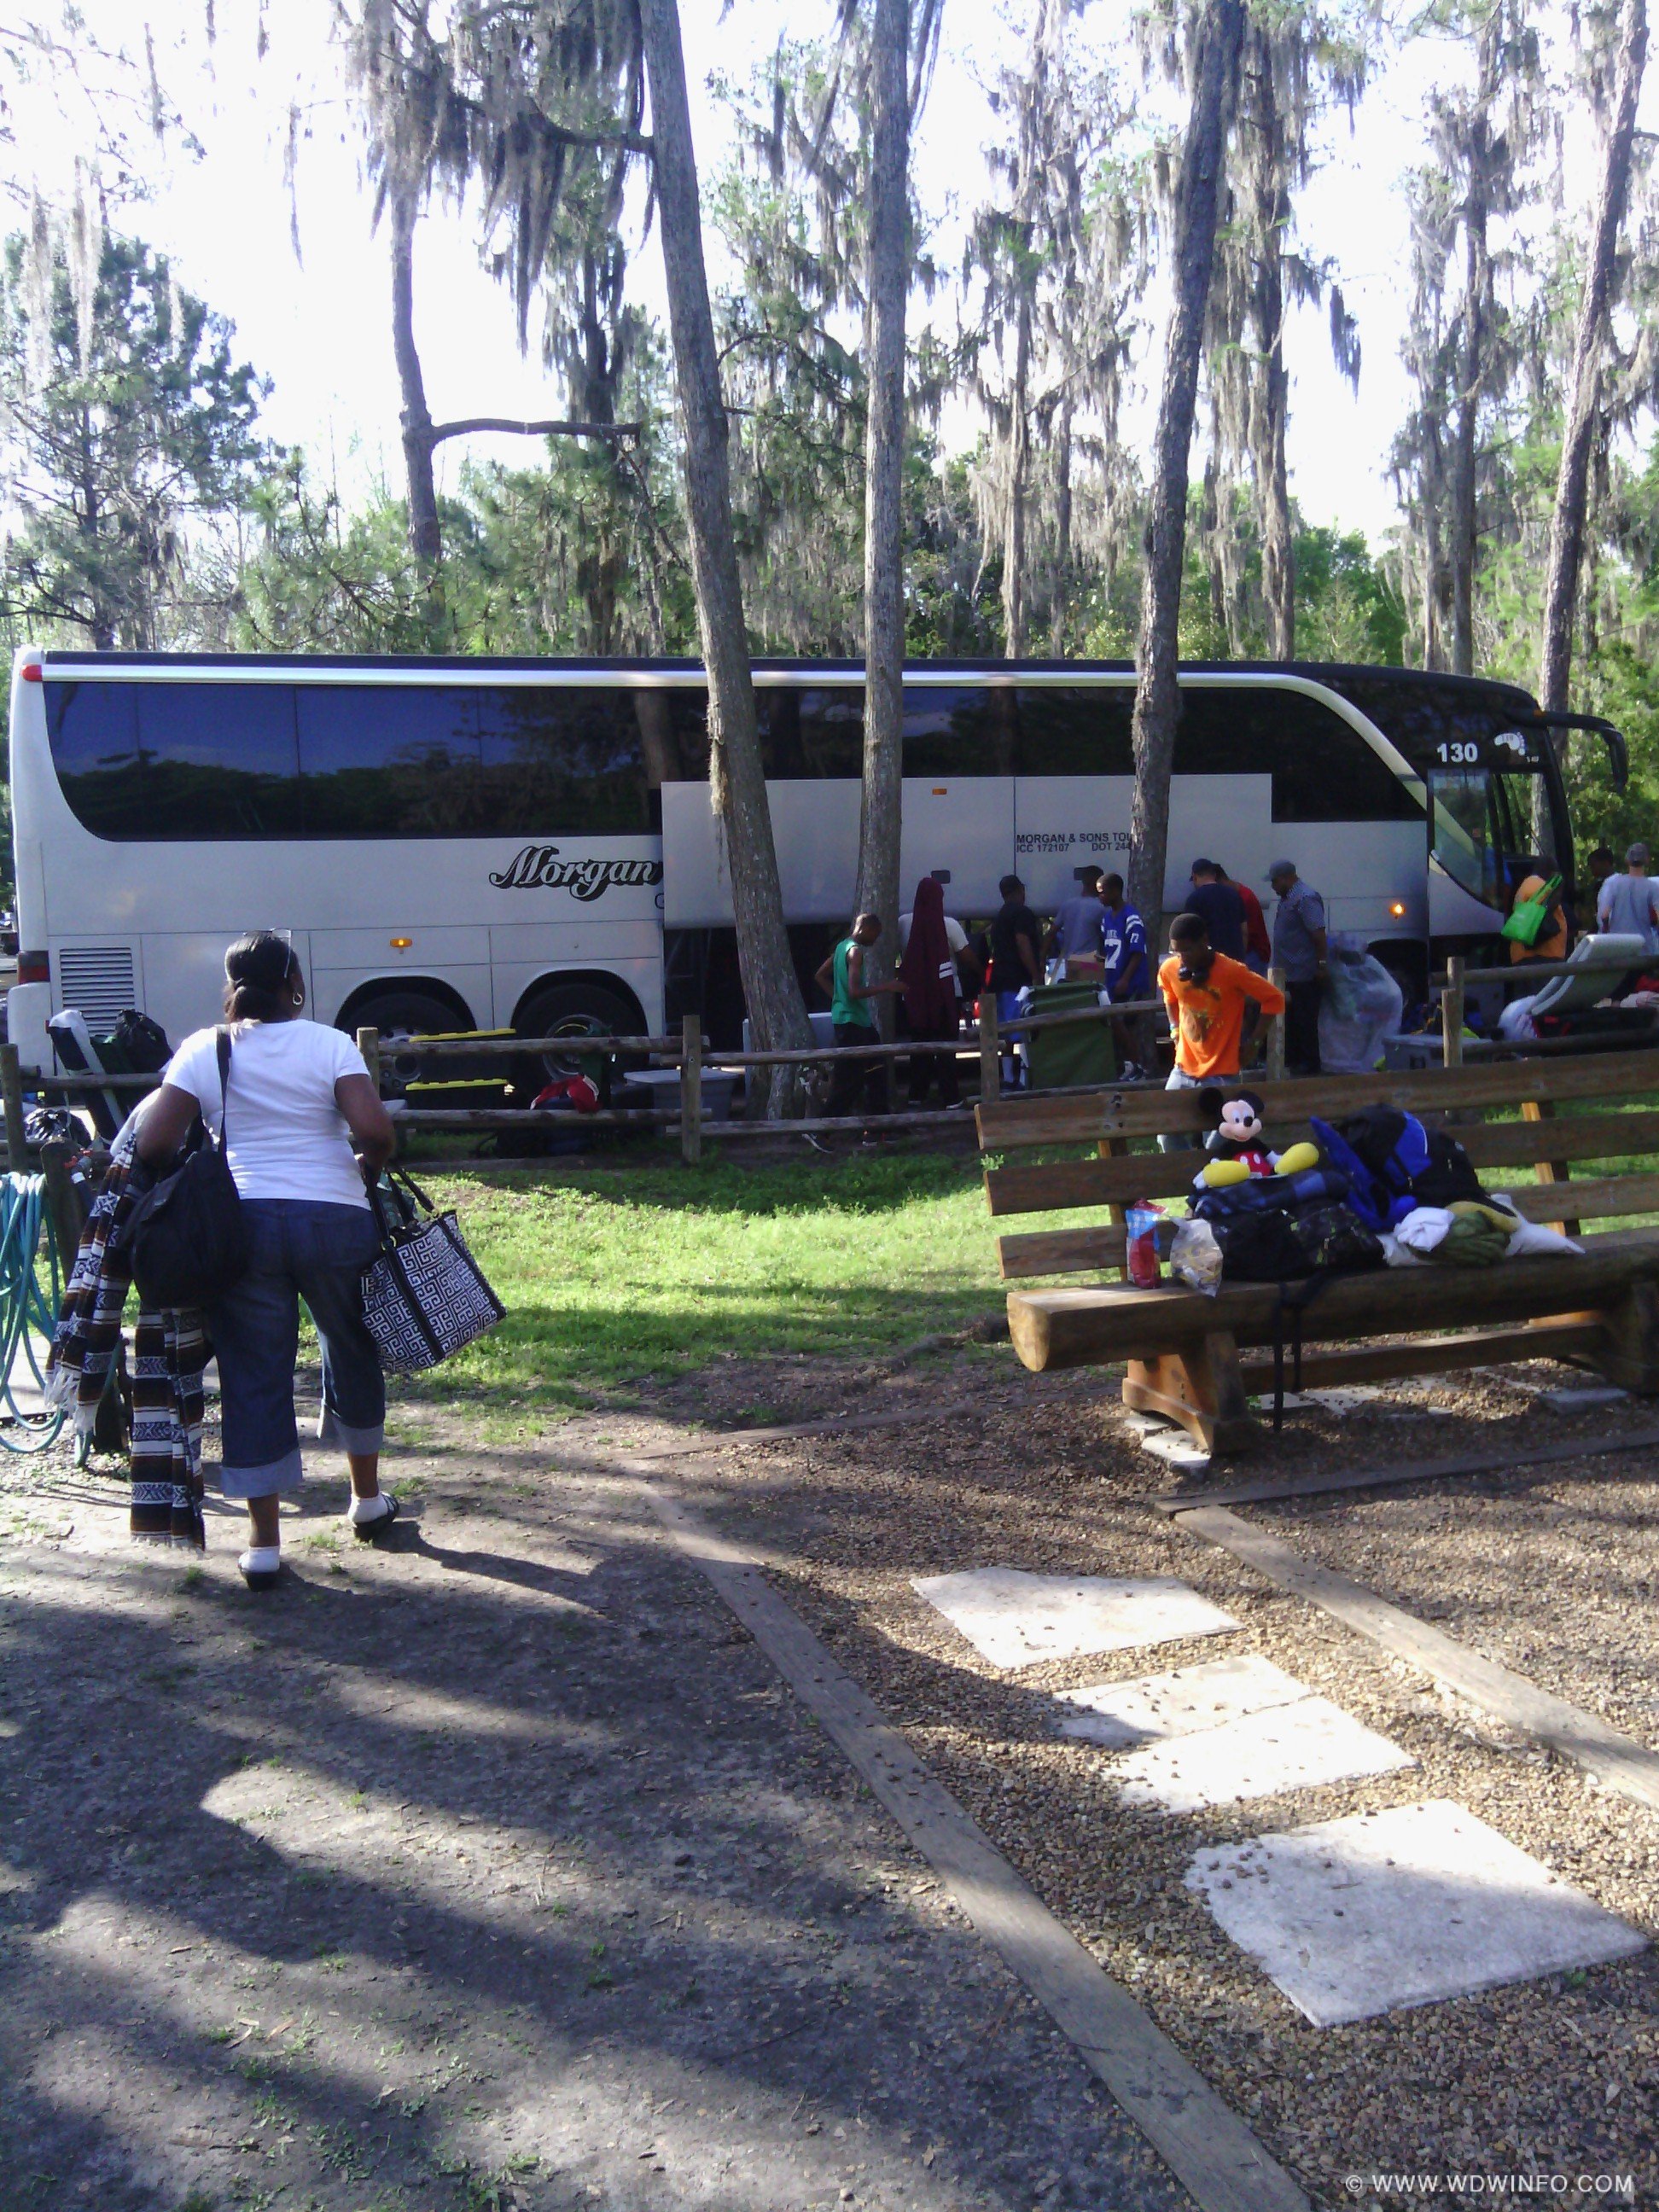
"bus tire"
512,977,644,1097
339,987,472,1098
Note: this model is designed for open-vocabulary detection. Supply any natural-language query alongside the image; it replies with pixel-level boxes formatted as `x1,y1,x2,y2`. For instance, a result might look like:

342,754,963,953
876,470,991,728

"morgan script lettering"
489,846,666,900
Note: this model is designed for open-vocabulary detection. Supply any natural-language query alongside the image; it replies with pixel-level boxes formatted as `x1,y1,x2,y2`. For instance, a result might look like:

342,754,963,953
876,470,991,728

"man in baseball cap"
1266,859,1329,1075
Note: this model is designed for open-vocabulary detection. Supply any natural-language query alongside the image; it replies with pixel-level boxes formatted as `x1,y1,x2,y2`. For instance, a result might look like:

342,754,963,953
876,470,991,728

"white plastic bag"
1169,1216,1223,1295
1487,1195,1583,1258
1318,937,1404,1074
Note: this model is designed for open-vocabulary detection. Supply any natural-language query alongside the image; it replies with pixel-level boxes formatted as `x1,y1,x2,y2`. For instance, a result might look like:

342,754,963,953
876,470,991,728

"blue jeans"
207,1200,385,1498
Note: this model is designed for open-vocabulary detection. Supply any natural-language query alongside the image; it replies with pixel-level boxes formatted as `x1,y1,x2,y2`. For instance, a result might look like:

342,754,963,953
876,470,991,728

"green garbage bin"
1022,980,1119,1090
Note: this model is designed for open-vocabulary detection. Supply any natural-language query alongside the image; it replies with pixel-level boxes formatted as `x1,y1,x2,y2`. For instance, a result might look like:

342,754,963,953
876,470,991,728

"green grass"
415,1154,999,1417
394,1089,1659,1430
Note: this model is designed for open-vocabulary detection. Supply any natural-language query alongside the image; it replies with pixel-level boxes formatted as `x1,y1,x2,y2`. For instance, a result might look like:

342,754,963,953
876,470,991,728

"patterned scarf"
44,1119,207,1550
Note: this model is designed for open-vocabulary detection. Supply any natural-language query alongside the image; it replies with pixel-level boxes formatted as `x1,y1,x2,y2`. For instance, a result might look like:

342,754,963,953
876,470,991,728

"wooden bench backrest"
976,1051,1659,1149
976,1051,1659,1283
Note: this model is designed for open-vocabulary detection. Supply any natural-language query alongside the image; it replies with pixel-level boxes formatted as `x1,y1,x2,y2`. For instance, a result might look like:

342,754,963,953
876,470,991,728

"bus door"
1427,752,1558,942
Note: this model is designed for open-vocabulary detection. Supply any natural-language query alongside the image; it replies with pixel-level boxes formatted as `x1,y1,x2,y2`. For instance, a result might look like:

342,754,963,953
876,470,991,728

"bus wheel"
513,980,642,1097
344,988,469,1099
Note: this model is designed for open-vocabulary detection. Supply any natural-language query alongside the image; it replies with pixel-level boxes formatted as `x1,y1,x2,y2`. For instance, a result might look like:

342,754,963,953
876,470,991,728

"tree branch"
423,416,645,446
445,84,653,159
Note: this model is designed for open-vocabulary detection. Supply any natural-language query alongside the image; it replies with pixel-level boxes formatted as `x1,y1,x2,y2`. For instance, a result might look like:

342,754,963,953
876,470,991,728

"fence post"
979,997,1001,1105
39,1140,82,1273
680,1013,703,1166
0,1043,27,1169
1441,956,1465,1068
356,1026,382,1097
1265,965,1287,1083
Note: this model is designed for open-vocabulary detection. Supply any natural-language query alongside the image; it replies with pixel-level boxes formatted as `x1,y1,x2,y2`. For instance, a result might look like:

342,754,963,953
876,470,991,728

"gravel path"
7,1332,1656,2212
651,1352,1659,2210
0,1400,1189,2212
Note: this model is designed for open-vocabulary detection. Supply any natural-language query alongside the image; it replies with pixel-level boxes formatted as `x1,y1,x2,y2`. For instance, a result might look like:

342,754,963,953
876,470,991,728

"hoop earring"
291,990,304,1008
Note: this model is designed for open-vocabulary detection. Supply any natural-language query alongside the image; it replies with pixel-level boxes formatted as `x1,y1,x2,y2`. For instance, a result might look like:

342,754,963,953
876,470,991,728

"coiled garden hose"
0,1173,66,1452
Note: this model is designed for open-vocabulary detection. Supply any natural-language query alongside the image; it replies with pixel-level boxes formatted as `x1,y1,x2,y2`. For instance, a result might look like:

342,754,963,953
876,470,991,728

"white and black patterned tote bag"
362,1171,504,1374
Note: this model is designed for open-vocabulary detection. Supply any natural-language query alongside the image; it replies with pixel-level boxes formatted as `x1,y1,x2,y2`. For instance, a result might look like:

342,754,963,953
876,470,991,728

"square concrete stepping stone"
1185,1797,1647,2026
1543,1382,1628,1416
1115,1697,1414,1813
1056,1652,1311,1749
1252,1385,1380,1417
1123,1412,1212,1475
911,1568,1237,1671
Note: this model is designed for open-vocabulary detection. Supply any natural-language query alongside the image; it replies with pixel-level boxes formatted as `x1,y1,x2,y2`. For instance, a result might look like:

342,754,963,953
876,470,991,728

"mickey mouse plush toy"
1194,1086,1320,1189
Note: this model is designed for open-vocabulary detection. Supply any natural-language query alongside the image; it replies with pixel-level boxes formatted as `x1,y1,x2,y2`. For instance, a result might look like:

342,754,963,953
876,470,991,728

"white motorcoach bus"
4,648,1625,1066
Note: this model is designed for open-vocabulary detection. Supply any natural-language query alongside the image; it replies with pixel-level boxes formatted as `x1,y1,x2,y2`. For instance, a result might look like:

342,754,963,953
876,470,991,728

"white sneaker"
238,1546,282,1590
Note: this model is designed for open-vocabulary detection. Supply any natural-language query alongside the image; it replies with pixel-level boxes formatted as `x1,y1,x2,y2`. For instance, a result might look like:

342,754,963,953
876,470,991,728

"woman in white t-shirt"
137,932,399,1589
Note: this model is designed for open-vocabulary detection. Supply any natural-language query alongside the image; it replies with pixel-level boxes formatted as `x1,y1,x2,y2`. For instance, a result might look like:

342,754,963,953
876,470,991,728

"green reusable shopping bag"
1500,873,1562,947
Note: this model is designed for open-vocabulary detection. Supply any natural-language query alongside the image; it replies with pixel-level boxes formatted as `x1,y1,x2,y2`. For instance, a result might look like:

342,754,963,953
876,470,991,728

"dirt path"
0,1392,1188,2212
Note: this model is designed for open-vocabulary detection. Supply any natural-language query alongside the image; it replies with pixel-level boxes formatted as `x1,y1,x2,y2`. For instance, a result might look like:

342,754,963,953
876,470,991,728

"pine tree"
0,231,270,649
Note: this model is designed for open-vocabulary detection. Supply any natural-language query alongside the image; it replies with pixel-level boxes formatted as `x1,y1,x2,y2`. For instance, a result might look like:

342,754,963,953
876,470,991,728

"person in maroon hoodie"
899,876,963,1107
1217,859,1272,974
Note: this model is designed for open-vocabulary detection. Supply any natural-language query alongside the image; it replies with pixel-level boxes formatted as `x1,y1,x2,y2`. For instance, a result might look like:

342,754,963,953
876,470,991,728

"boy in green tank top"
814,911,904,1126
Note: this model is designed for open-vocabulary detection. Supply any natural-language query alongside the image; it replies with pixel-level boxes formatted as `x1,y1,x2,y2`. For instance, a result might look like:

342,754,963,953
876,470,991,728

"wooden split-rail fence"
0,984,1189,1171
3,951,1654,1172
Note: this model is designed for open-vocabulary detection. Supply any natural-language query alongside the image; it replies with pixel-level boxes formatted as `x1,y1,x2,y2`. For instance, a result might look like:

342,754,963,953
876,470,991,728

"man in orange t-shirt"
1159,912,1287,1091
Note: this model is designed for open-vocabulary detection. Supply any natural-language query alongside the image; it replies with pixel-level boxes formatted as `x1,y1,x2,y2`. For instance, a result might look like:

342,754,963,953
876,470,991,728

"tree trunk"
1127,0,1243,928
1540,0,1647,713
389,186,442,567
1002,290,1031,659
77,406,116,650
855,0,911,1016
638,0,810,1080
1448,119,1489,676
1258,358,1292,658
1050,390,1074,656
1248,48,1294,661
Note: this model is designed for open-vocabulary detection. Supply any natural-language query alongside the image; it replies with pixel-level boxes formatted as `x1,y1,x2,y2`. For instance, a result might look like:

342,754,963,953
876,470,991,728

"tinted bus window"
797,688,864,777
48,679,305,838
475,688,647,835
1175,687,1420,822
137,683,303,836
1016,687,1134,775
905,687,1019,775
47,681,143,837
659,689,712,780
298,686,481,835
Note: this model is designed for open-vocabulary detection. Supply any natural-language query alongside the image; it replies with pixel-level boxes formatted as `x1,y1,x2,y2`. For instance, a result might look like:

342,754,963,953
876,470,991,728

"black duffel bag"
123,1028,248,1309
1192,1170,1383,1428
1194,1167,1384,1284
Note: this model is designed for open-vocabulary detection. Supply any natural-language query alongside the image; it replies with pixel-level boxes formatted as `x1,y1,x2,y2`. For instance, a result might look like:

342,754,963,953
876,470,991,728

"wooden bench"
976,1052,1659,1453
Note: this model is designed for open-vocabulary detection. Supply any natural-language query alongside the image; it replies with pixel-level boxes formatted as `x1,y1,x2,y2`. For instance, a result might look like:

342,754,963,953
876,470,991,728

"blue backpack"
1310,1107,1482,1231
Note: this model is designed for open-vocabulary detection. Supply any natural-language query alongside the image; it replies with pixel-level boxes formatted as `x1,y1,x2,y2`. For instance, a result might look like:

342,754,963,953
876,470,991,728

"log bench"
976,1052,1659,1453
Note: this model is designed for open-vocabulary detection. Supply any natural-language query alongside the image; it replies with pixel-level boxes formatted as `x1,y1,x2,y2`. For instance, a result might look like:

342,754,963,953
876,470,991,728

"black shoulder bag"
125,1029,250,1309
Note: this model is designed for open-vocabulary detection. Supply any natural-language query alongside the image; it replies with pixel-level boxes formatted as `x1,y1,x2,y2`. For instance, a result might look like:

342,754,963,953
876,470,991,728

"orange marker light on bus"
1388,901,1406,918
390,936,413,949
